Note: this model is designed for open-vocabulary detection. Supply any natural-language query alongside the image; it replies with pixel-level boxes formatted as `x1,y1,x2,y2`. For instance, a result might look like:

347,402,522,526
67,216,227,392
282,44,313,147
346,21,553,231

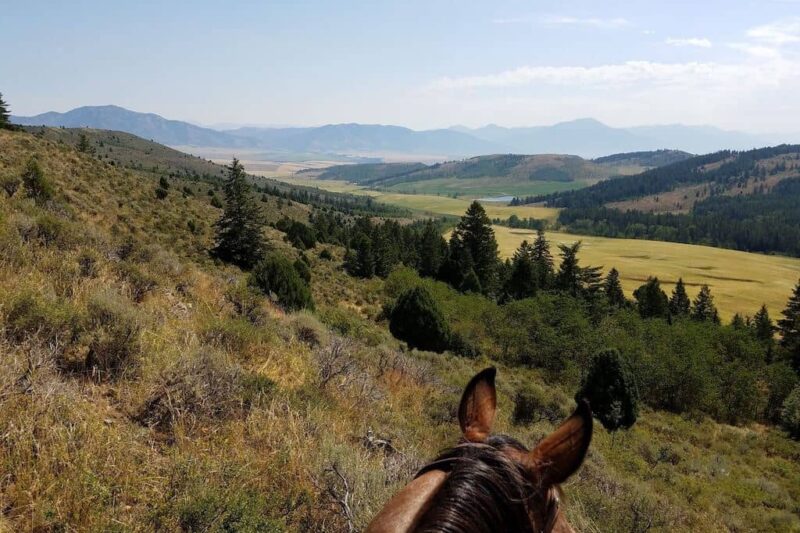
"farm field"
494,225,800,321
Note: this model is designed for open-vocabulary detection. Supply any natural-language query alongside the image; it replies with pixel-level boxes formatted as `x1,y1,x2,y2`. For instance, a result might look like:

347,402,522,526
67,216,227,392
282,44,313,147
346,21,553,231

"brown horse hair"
413,435,544,533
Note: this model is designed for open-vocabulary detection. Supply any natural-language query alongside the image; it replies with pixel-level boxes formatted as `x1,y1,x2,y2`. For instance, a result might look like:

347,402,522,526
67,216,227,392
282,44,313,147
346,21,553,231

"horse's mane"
414,435,538,533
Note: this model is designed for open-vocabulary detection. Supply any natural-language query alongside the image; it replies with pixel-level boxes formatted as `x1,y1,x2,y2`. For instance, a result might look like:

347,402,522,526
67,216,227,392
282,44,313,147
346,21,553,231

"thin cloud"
665,37,712,48
747,17,800,44
728,42,781,58
423,59,795,92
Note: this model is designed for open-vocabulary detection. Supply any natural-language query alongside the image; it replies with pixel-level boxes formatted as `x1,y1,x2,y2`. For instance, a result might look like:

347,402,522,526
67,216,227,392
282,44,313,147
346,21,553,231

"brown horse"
367,368,592,533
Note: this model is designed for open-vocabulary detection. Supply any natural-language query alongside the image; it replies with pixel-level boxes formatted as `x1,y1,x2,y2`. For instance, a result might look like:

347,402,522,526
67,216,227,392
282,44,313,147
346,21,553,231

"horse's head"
367,368,592,533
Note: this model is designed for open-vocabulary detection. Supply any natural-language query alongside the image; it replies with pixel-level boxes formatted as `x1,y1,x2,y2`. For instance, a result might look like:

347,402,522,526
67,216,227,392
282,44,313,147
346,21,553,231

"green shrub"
576,348,639,432
293,258,311,283
781,386,800,440
389,286,450,353
154,187,168,200
4,290,81,343
22,157,54,203
35,213,76,249
249,255,314,312
319,248,333,261
82,290,142,379
512,384,547,425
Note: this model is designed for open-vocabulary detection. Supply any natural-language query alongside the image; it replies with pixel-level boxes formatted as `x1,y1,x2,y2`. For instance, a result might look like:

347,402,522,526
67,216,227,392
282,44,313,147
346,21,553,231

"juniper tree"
669,278,691,317
21,157,53,203
576,348,639,432
633,277,669,319
0,92,10,128
77,133,93,154
249,255,313,311
211,158,267,269
389,286,451,352
604,267,626,308
451,201,498,295
778,280,800,371
692,285,720,323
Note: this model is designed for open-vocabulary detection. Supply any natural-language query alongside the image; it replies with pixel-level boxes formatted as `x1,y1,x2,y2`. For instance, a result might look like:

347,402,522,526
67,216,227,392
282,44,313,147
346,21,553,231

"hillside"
593,149,693,169
20,126,407,217
301,152,677,198
535,145,800,256
1,127,800,532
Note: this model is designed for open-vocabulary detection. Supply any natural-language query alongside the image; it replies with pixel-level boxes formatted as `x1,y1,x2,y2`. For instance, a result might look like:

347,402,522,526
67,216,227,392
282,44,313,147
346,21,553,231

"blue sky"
3,0,800,133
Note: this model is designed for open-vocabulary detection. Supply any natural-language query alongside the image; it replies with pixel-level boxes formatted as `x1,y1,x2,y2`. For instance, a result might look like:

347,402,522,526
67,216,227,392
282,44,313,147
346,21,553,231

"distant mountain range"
12,105,793,159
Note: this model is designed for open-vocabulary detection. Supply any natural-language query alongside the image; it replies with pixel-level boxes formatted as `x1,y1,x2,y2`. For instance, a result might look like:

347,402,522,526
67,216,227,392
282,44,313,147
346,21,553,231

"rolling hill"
536,144,800,256
301,151,684,197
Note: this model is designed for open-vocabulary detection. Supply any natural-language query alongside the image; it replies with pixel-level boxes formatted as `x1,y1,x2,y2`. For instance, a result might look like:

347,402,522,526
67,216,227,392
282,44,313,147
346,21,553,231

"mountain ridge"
12,105,789,158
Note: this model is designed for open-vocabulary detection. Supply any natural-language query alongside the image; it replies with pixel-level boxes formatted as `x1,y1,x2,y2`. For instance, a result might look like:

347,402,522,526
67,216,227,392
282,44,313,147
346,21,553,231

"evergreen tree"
211,158,267,269
532,229,554,286
504,240,537,300
782,386,800,440
604,267,626,308
692,285,720,323
21,157,53,203
669,278,691,316
389,286,451,352
451,201,499,295
346,234,375,278
418,220,446,278
778,280,800,371
633,277,669,319
249,255,313,312
0,92,10,128
77,133,93,154
730,313,747,330
555,242,582,296
576,349,639,432
752,304,775,360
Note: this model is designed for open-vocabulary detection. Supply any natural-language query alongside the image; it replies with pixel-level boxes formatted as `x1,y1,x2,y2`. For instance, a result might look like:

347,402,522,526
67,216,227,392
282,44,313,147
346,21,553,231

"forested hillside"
1,126,800,532
523,145,800,256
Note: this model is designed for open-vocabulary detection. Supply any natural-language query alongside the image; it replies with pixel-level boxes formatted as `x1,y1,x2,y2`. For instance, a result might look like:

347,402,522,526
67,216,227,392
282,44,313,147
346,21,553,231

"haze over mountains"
13,105,790,160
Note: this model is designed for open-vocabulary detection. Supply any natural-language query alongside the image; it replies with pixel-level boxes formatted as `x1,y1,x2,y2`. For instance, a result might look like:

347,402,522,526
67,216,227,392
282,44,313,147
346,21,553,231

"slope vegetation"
0,128,798,532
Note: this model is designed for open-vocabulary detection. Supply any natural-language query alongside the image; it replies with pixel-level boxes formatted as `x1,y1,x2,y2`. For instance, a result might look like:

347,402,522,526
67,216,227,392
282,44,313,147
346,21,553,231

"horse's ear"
458,367,497,443
529,399,592,486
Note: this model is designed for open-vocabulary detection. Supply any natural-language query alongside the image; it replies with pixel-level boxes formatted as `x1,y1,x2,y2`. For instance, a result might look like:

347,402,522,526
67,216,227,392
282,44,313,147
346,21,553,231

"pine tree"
532,229,554,288
77,133,93,154
778,280,800,371
504,240,537,300
604,267,626,308
211,158,267,269
692,285,720,323
633,277,669,319
418,220,446,278
556,242,582,296
0,92,10,128
576,349,639,432
669,278,691,316
451,201,499,295
753,304,775,344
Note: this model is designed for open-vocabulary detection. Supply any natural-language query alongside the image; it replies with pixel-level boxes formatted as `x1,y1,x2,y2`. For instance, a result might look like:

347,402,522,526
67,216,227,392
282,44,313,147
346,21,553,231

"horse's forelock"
414,437,540,533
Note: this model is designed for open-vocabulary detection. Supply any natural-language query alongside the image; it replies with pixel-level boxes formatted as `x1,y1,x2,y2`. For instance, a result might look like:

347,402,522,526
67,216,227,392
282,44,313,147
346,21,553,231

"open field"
273,174,799,320
272,176,561,221
494,225,800,320
386,176,584,197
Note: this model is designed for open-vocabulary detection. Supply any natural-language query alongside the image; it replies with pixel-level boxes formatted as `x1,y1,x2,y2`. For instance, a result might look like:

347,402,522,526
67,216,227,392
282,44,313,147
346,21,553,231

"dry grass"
0,129,799,532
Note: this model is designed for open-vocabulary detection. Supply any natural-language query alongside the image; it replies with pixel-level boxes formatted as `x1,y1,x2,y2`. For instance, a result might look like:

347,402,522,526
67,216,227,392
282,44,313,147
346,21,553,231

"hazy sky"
3,0,800,132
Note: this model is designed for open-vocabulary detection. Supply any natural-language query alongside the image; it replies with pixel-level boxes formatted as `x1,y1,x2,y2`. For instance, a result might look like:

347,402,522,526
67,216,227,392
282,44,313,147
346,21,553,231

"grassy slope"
494,226,800,321
0,129,799,532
